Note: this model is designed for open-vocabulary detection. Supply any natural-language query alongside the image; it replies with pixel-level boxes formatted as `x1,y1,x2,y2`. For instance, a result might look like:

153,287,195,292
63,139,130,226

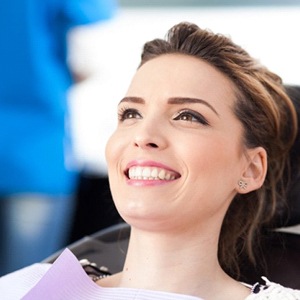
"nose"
133,122,167,150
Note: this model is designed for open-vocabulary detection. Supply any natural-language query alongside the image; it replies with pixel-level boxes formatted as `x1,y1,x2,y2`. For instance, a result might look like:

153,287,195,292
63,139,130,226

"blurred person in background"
0,0,117,276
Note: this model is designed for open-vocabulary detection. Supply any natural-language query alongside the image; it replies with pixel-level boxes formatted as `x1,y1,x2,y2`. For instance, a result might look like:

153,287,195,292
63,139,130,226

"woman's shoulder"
245,277,300,300
0,262,51,299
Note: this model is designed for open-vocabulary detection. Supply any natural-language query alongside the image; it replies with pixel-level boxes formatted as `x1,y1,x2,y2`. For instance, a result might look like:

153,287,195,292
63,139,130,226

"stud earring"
238,180,247,190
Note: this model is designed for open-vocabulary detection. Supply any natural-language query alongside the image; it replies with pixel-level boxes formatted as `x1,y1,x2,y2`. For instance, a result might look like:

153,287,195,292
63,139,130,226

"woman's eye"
118,108,141,121
173,110,209,126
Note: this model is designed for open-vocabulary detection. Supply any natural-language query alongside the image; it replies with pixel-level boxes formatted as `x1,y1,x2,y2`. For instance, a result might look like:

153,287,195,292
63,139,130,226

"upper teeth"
128,166,177,180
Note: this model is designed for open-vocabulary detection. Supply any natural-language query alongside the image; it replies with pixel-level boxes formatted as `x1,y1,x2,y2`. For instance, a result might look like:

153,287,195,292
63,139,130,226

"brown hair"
139,22,298,278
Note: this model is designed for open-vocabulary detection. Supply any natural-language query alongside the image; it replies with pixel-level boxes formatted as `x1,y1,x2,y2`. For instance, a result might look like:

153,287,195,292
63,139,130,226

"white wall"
68,6,300,173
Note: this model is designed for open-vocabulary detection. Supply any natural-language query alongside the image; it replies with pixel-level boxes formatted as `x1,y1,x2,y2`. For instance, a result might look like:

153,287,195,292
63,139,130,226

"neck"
99,220,250,299
117,224,231,298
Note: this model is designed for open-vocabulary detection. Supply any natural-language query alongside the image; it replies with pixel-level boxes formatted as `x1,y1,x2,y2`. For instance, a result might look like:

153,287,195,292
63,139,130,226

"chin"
117,203,169,228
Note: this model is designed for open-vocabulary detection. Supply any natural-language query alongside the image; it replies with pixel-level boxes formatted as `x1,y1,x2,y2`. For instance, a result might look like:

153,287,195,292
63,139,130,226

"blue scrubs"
0,0,116,275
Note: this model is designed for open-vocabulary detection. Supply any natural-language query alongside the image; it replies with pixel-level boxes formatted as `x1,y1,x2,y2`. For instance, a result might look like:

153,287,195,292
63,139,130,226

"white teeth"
128,168,135,179
135,166,142,177
142,168,151,178
128,166,177,181
158,169,165,180
151,168,158,178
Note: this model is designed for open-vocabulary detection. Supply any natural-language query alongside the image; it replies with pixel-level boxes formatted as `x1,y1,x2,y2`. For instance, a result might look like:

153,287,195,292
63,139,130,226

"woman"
0,22,299,299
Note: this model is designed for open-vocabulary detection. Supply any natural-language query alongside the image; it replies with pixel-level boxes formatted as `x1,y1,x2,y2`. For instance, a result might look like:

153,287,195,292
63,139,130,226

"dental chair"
44,85,300,289
44,222,130,274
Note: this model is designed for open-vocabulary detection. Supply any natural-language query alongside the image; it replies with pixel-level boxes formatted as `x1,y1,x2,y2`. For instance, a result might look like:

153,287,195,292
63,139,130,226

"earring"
238,180,247,190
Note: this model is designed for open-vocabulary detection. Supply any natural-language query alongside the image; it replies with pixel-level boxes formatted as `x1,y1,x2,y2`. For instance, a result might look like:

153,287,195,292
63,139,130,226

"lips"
125,163,181,181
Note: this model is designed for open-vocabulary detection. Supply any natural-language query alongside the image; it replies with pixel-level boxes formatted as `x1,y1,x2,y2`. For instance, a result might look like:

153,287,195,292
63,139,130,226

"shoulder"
0,263,51,300
246,277,300,300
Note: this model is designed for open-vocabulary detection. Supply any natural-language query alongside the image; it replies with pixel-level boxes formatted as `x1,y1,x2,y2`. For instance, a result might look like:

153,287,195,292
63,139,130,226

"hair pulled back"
139,22,298,278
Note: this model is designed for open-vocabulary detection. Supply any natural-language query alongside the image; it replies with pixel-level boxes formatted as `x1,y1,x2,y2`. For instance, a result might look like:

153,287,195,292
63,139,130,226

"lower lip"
126,178,177,187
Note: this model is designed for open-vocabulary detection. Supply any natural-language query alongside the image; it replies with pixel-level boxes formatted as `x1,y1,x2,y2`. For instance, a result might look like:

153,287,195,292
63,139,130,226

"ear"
237,147,267,194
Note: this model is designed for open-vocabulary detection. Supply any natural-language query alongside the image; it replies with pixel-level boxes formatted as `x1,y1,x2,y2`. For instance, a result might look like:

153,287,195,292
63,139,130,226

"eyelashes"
118,107,141,122
173,109,209,126
118,107,210,126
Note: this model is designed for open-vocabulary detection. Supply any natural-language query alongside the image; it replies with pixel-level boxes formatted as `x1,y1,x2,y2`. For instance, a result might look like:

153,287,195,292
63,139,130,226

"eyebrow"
168,97,219,116
119,96,219,117
119,97,144,105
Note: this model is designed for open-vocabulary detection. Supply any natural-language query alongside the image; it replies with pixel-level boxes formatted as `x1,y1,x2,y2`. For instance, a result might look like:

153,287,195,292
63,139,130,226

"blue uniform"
0,0,116,195
0,0,116,275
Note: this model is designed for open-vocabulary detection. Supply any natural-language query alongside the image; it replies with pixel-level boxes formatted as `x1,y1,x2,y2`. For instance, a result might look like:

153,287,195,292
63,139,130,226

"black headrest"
281,85,300,226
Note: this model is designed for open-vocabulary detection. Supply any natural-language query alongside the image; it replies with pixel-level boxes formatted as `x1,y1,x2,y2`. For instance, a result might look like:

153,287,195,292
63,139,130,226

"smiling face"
105,54,249,233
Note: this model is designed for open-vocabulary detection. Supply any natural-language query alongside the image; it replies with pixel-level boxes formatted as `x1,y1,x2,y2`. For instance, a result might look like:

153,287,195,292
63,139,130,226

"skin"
104,54,267,299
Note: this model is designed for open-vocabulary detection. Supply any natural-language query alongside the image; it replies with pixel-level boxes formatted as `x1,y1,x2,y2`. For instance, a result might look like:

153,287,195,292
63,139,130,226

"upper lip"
125,160,181,180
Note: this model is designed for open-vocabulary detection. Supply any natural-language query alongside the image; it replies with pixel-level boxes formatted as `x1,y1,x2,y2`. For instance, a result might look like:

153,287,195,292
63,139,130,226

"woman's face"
106,54,248,232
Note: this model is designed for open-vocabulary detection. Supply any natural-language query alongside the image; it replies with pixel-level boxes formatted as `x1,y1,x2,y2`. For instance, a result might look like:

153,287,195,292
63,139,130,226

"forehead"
127,54,237,104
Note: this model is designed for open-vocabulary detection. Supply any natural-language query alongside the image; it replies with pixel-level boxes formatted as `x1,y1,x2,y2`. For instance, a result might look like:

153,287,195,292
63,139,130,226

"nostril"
134,139,160,149
147,142,158,148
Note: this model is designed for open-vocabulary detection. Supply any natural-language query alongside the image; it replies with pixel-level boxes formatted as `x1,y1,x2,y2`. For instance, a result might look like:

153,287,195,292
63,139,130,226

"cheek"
105,131,122,167
105,133,125,204
105,135,113,165
182,136,242,182
105,130,130,193
181,138,241,217
178,137,217,165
